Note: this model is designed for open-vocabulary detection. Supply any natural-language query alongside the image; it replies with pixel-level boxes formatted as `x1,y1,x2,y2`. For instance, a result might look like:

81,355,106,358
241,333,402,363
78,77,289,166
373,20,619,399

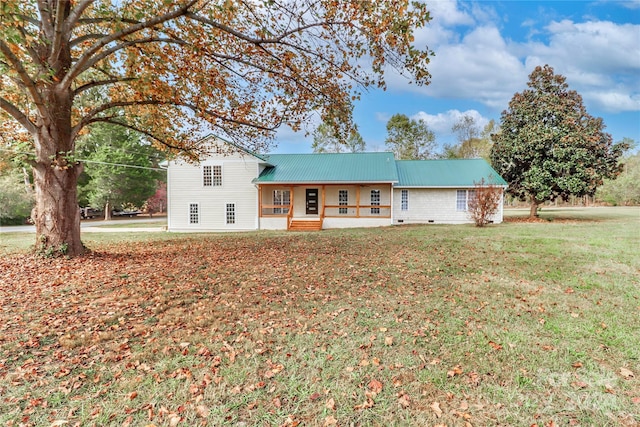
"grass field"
0,207,638,426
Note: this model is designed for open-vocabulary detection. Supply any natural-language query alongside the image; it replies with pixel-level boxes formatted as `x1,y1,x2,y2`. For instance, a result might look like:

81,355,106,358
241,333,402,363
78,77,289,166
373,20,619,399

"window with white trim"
401,189,409,211
189,203,199,224
273,190,291,214
371,189,380,214
456,190,476,211
226,203,235,224
338,190,348,214
203,165,222,187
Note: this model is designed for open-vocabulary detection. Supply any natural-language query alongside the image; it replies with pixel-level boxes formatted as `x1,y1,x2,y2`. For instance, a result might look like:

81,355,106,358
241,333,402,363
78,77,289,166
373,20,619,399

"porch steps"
289,219,323,231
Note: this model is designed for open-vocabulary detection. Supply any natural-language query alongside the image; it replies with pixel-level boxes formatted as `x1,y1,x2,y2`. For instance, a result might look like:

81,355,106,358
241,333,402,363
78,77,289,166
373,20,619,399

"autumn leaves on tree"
0,0,433,256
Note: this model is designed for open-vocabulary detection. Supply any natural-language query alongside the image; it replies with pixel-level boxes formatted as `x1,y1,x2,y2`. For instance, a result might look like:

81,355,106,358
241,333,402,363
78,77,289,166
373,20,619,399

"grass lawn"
0,207,638,426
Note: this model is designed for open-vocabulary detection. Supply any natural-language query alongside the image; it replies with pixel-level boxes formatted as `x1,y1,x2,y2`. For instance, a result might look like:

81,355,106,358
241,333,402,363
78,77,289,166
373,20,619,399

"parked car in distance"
112,208,142,217
80,207,103,219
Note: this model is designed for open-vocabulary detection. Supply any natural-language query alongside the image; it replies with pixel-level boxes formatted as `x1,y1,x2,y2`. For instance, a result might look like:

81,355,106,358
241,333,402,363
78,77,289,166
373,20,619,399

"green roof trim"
254,152,398,183
395,159,507,187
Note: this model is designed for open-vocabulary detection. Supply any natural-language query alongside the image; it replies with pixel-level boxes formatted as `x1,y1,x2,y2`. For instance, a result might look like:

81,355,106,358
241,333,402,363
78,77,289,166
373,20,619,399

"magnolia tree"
0,0,433,257
491,65,628,218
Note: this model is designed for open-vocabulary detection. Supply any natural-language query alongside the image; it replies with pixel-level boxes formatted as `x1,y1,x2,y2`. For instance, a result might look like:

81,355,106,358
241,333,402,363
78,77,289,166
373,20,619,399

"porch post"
290,185,294,215
258,184,262,218
356,186,361,218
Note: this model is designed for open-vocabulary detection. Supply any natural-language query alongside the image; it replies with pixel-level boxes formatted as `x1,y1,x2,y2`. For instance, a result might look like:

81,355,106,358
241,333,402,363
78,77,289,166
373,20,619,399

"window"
189,203,199,224
203,165,212,186
203,165,222,187
273,190,291,214
371,190,380,214
212,165,222,186
226,203,235,224
339,190,348,214
456,190,477,211
401,189,409,211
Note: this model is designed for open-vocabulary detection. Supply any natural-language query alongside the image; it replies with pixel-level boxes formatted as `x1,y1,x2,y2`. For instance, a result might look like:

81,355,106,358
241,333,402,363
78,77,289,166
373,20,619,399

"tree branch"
36,0,54,39
0,96,37,134
62,0,198,90
73,36,188,80
73,77,136,96
185,11,344,45
49,0,68,63
86,117,197,155
63,0,96,34
70,33,109,47
0,40,46,114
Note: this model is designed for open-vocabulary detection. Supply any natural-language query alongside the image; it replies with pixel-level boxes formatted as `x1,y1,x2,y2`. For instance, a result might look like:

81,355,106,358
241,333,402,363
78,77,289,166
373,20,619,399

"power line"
0,148,167,171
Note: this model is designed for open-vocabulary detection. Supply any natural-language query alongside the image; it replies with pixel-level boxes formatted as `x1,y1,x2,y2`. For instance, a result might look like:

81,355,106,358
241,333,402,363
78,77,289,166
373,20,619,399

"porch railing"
323,204,392,218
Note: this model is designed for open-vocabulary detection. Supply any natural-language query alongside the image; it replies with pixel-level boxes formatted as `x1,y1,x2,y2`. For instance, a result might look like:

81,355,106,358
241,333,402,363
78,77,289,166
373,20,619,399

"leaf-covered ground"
1,215,639,426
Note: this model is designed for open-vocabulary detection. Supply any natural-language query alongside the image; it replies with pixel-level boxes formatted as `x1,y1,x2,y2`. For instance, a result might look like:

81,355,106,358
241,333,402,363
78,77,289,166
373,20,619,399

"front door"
306,188,318,215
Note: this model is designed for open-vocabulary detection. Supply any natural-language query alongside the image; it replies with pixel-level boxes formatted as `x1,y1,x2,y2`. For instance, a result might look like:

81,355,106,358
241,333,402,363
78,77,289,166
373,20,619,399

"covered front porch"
257,184,393,230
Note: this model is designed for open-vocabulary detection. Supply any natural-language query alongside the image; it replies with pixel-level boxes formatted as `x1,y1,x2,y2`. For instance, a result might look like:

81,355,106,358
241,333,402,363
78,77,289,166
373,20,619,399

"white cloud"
387,2,639,114
412,109,490,142
427,0,475,27
524,20,640,111
405,25,527,109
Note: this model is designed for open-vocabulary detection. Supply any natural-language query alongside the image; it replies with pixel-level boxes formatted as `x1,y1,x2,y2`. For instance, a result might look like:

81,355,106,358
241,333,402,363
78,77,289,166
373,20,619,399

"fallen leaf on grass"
571,380,588,389
368,379,383,393
447,365,463,377
354,398,374,410
620,367,634,379
571,362,583,368
195,405,210,418
488,341,502,350
325,397,336,410
384,336,394,346
397,393,410,408
431,401,443,418
323,415,338,426
604,384,616,394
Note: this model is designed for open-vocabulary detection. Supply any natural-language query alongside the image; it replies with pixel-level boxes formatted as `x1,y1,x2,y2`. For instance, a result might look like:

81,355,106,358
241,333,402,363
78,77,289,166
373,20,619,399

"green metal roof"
395,159,508,187
254,152,398,183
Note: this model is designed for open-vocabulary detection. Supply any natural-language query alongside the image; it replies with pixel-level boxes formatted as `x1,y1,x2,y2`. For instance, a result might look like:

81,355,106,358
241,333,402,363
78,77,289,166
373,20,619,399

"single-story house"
167,137,507,231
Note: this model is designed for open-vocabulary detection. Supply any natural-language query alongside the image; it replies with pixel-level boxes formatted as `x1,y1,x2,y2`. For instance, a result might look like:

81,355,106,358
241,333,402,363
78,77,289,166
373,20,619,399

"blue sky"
273,0,640,154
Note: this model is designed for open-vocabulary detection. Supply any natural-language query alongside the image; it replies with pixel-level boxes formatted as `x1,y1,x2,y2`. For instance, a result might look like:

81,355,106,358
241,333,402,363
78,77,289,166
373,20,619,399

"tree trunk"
33,155,84,257
104,201,111,221
32,77,84,256
529,197,540,218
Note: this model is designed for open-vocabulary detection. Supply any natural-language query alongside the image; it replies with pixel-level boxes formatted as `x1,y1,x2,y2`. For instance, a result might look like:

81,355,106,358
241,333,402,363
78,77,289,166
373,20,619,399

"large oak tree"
0,0,433,256
490,65,628,218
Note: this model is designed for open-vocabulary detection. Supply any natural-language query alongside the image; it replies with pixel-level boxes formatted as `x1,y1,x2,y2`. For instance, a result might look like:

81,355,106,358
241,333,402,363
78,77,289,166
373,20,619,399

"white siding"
392,188,504,224
168,150,261,231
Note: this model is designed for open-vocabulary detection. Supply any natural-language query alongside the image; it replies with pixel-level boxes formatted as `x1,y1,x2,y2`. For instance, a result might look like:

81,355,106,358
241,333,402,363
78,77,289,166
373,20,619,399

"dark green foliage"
78,124,164,212
0,170,34,224
491,65,628,216
597,145,640,205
